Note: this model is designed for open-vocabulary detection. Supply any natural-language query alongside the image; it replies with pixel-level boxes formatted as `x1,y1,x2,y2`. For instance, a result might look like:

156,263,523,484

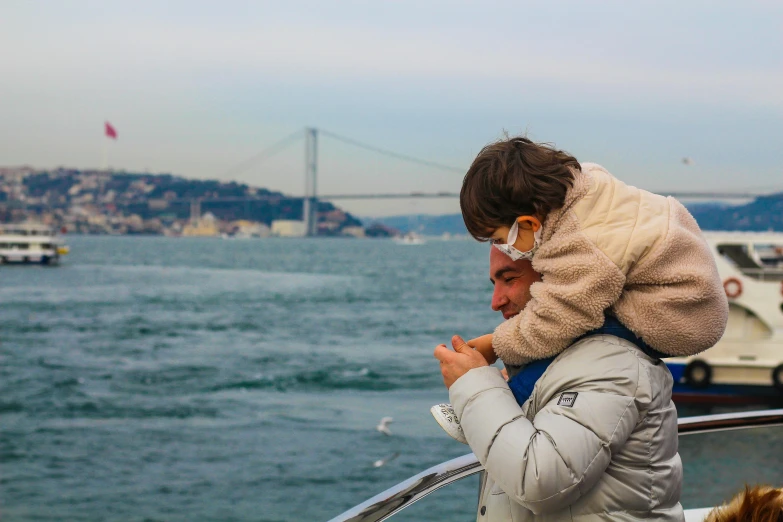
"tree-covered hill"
688,194,783,232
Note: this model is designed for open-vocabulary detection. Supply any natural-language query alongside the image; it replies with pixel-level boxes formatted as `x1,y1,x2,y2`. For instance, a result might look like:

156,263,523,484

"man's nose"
491,286,508,311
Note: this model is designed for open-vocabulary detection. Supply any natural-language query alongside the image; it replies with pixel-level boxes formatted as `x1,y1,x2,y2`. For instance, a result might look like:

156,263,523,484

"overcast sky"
1,0,781,216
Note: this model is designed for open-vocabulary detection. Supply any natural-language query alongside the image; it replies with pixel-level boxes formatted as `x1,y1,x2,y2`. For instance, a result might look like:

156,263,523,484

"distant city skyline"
1,0,781,216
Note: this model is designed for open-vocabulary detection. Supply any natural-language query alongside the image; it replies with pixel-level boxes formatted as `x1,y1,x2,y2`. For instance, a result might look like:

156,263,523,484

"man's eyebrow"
491,268,517,282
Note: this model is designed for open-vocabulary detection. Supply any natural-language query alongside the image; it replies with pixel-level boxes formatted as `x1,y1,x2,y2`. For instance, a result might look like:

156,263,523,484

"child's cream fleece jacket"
492,163,729,365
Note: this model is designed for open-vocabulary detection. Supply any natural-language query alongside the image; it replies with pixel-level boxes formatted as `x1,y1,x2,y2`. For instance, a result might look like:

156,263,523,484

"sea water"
1,236,781,521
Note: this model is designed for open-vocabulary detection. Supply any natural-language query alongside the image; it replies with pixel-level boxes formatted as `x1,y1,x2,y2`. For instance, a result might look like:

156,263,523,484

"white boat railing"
327,409,783,522
734,267,783,281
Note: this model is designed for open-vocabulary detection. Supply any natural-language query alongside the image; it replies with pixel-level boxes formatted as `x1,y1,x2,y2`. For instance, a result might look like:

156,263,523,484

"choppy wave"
2,357,441,426
209,365,439,393
59,400,221,420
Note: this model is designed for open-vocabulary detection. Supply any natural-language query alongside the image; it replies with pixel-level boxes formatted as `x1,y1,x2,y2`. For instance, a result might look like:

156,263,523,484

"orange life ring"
723,277,742,299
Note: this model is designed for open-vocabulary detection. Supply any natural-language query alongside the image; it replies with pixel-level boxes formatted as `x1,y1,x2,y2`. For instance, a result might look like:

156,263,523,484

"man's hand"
434,335,489,389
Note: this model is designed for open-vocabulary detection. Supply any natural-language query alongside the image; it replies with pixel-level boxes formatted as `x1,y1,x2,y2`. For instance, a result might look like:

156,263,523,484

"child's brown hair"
460,136,580,241
706,485,783,522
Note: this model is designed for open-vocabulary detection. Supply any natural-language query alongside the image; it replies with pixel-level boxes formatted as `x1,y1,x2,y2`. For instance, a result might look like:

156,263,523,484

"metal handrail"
677,408,783,435
327,409,783,522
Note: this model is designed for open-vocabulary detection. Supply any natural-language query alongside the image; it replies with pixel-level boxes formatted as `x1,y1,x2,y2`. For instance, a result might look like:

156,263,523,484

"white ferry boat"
0,223,70,265
667,232,783,402
394,232,426,245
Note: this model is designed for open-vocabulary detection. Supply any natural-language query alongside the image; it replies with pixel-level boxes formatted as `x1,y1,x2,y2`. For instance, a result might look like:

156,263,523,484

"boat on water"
394,232,426,245
666,232,783,403
0,223,69,265
327,409,783,521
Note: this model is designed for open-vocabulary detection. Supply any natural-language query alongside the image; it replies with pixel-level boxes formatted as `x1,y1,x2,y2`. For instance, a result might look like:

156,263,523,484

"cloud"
2,6,780,109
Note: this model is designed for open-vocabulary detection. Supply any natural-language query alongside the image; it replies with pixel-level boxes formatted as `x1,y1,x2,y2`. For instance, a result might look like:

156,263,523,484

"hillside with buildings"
7,165,776,238
0,166,395,237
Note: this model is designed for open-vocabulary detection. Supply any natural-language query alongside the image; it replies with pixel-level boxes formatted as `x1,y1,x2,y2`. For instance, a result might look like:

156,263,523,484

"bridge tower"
190,198,201,225
302,127,318,236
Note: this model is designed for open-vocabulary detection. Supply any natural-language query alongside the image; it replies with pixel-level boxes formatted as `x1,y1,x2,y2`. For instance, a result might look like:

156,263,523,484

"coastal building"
182,212,219,237
341,226,365,238
231,220,271,238
271,219,306,237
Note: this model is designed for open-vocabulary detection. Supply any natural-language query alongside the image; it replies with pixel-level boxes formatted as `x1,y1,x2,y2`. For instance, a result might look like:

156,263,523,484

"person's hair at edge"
705,485,783,522
460,134,580,241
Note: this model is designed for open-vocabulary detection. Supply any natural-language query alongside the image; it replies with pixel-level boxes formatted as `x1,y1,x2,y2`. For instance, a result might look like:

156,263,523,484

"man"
489,246,542,382
433,248,685,522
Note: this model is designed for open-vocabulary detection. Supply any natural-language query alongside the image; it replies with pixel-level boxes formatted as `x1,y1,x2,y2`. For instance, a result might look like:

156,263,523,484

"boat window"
0,227,54,236
717,243,783,281
717,244,761,270
754,244,783,268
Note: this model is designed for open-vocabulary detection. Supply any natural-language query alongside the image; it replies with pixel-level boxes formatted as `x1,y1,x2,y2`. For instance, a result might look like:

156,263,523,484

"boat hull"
0,252,61,265
667,361,783,405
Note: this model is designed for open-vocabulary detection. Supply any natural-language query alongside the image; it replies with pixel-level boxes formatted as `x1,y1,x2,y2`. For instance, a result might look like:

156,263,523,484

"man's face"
489,247,542,319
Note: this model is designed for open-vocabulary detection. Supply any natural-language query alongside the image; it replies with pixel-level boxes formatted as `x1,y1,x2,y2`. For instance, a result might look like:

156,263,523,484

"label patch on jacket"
557,392,578,407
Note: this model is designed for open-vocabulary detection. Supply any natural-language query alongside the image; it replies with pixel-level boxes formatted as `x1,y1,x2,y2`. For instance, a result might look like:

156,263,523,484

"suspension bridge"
154,127,779,236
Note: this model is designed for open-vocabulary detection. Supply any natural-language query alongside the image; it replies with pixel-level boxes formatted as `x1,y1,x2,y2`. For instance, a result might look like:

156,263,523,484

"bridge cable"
222,129,304,179
319,129,464,174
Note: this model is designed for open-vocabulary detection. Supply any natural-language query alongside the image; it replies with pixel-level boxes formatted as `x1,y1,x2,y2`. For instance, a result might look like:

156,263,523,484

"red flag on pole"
105,122,118,140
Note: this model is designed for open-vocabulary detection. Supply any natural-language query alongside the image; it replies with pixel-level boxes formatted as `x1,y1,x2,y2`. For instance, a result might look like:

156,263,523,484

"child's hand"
434,335,490,389
467,334,497,364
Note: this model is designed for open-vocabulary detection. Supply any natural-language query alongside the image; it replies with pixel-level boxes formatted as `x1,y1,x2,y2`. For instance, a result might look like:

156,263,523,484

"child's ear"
516,215,542,232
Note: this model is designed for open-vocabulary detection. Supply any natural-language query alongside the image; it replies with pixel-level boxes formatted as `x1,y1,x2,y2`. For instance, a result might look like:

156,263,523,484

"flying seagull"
376,416,394,436
681,157,693,166
373,452,400,468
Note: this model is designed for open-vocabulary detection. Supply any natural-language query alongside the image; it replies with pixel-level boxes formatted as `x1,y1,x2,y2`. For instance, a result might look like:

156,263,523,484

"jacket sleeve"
450,354,641,514
492,221,626,366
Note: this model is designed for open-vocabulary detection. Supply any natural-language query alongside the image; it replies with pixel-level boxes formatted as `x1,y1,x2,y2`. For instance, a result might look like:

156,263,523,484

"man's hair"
460,135,580,240
706,485,783,522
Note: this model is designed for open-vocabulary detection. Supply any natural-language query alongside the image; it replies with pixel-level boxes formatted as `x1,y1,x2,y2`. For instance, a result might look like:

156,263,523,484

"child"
432,136,729,443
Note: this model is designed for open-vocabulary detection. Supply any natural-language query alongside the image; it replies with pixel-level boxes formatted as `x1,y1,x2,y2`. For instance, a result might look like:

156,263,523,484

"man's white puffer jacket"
449,334,684,522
